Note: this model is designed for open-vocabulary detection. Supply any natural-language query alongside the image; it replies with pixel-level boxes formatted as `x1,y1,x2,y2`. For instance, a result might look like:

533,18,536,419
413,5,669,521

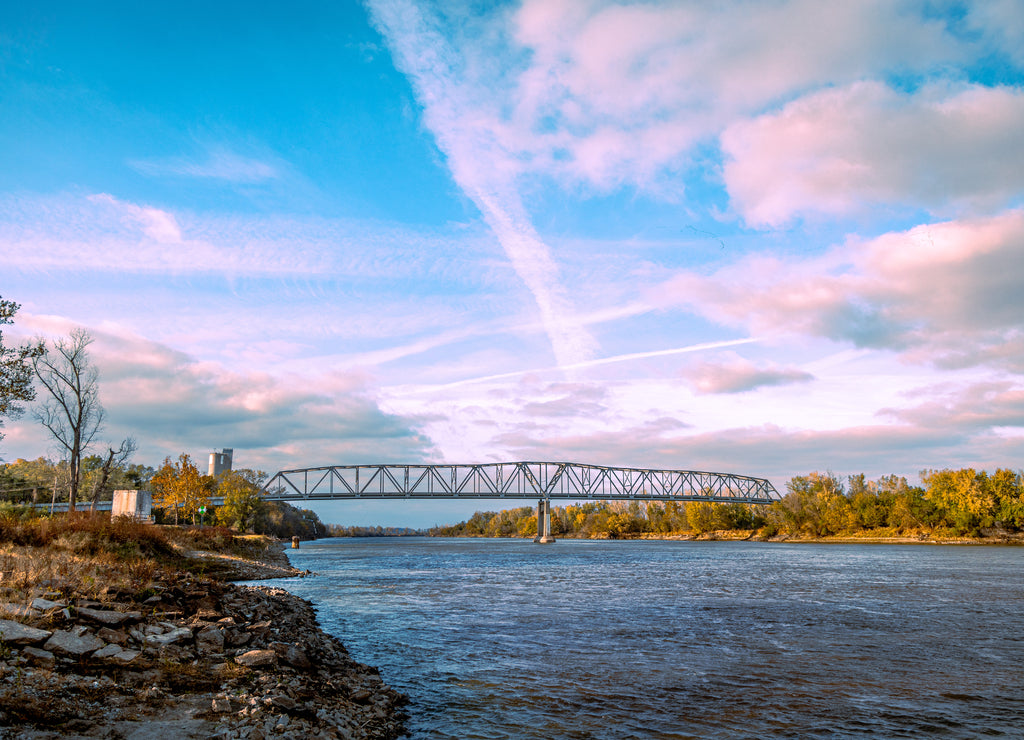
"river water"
265,538,1024,738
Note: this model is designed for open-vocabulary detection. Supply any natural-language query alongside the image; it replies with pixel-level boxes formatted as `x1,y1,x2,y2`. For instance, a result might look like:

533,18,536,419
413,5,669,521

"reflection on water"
266,538,1024,739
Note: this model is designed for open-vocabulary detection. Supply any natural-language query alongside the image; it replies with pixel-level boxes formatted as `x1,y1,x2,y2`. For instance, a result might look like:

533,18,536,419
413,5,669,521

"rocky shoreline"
0,542,406,739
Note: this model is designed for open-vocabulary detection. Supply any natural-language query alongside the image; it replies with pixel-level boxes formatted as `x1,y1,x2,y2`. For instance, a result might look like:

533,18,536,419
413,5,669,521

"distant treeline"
327,524,423,537
427,469,1024,539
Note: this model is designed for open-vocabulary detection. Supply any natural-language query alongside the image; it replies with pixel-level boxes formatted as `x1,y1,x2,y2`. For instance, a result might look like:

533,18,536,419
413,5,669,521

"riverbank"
637,528,1024,545
0,519,406,739
431,529,1024,544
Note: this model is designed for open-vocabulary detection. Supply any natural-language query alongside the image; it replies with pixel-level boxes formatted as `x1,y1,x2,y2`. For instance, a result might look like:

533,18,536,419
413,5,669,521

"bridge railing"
261,462,781,504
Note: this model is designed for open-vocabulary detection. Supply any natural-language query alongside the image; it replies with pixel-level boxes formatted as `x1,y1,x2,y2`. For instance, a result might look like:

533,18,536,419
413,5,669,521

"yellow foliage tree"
215,469,268,532
151,453,211,526
922,468,996,533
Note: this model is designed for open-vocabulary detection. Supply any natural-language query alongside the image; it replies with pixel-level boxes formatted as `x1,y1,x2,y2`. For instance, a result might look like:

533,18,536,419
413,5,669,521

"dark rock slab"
0,619,51,646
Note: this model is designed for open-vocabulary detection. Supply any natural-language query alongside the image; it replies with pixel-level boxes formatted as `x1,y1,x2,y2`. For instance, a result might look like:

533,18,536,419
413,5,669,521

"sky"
3,0,1024,528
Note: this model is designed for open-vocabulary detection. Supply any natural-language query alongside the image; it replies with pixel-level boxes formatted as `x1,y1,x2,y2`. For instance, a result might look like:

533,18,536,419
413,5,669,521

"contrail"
415,337,762,392
366,0,598,368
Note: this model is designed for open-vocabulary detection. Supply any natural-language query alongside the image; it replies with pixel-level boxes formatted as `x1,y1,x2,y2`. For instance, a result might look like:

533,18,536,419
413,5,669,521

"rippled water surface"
267,538,1024,738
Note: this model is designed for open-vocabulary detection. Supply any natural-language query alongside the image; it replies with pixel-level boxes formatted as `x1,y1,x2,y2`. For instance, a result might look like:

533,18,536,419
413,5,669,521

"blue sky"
3,1,1024,527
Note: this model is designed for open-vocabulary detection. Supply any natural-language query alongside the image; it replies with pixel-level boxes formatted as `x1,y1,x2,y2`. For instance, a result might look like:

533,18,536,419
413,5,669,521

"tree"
0,298,44,448
151,453,211,525
922,468,996,534
685,501,717,534
85,437,138,512
32,329,104,512
770,472,846,536
215,468,268,532
991,469,1024,529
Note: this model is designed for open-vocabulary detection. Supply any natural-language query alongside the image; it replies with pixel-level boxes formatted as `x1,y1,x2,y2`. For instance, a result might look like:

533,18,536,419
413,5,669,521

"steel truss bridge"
261,462,781,505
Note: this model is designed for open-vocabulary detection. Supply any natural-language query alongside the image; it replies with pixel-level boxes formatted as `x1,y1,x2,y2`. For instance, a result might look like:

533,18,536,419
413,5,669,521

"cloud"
967,0,1024,67
89,193,182,243
1,193,317,274
130,149,280,183
683,354,814,394
880,381,1024,433
652,209,1024,370
0,192,504,283
365,0,1021,369
520,383,609,419
722,82,1024,226
494,414,1023,490
367,0,598,368
508,0,963,193
4,322,438,471
412,337,760,392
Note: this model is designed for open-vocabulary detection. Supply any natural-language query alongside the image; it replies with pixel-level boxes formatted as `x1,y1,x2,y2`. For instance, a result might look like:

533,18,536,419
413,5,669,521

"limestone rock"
236,649,277,667
211,696,237,713
145,626,193,646
92,643,140,664
196,625,225,654
31,597,65,611
90,643,123,660
0,619,52,646
97,627,129,645
76,606,141,625
22,646,55,668
43,629,105,657
270,695,296,711
0,602,40,619
269,641,313,670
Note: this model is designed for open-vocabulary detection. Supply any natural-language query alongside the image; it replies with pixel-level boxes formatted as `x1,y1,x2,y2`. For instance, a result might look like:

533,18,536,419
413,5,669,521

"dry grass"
0,509,259,600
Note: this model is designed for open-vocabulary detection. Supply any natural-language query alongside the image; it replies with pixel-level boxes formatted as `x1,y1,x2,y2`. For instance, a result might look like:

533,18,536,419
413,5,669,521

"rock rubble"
0,560,406,739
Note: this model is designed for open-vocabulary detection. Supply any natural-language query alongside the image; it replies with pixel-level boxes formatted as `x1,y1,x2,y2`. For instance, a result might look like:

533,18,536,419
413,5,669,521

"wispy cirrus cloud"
367,0,598,369
130,148,280,183
87,193,183,243
0,192,499,280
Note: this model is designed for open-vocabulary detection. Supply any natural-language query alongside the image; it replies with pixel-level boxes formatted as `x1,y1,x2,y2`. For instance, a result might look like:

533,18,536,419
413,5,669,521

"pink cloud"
2,322,437,470
651,209,1024,369
510,0,961,193
722,82,1024,226
683,355,814,394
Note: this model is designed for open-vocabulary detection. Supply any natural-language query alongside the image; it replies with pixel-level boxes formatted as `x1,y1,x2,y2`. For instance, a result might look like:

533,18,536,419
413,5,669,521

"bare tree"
33,329,105,512
88,437,138,512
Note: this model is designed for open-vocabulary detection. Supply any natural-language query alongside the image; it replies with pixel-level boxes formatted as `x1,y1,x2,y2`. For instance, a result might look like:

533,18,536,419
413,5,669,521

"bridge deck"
262,462,780,504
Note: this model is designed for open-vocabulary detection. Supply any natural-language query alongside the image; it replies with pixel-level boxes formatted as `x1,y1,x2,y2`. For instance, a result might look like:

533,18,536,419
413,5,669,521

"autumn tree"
32,329,104,511
770,472,846,536
0,298,44,449
151,453,211,525
922,468,996,534
215,468,268,532
991,469,1024,529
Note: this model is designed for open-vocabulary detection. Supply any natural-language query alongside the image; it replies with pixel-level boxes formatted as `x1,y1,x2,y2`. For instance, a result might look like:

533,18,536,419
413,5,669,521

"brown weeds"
0,510,245,599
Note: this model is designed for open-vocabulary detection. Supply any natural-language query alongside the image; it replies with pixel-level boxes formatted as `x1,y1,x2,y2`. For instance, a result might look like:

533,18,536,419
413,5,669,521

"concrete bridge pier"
534,498,556,544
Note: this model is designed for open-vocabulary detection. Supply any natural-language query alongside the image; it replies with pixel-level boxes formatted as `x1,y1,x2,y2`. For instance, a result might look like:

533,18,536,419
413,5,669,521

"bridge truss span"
261,462,781,504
